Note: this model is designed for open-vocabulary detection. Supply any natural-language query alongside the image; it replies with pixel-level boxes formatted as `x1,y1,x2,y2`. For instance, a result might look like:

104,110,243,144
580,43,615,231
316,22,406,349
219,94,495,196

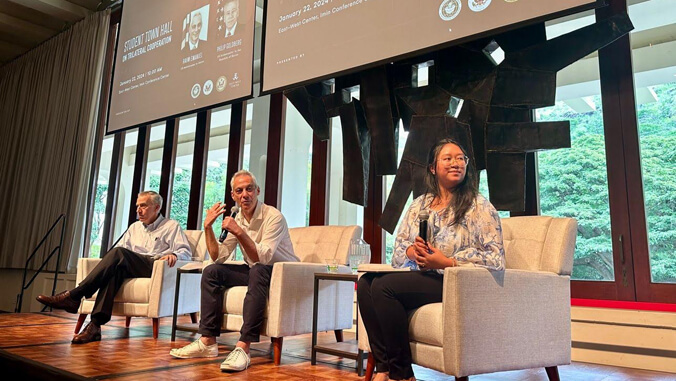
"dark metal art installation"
283,12,634,233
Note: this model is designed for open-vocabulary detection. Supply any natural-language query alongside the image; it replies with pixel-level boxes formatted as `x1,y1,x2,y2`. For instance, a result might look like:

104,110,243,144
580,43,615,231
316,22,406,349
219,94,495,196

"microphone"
218,205,240,243
418,210,430,243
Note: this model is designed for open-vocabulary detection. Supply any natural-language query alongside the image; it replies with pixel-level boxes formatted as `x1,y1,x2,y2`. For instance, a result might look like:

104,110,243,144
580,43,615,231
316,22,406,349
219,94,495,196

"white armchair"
74,230,206,338
358,216,578,381
215,224,361,365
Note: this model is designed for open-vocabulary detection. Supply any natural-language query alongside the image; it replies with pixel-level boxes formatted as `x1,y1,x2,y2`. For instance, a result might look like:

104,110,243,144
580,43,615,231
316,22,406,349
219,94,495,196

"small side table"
171,266,202,341
311,272,368,375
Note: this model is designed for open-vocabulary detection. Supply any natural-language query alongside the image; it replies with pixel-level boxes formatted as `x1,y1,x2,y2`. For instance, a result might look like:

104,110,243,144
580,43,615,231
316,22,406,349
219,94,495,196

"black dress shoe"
72,322,101,344
36,291,80,314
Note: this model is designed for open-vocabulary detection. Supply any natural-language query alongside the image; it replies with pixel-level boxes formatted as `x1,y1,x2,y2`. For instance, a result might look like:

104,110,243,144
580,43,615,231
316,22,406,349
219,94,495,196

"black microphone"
218,205,240,243
418,210,430,243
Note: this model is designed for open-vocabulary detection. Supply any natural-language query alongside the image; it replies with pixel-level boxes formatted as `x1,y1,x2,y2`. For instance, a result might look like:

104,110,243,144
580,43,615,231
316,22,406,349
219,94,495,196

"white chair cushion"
502,216,552,272
289,225,360,264
409,303,444,347
223,286,248,315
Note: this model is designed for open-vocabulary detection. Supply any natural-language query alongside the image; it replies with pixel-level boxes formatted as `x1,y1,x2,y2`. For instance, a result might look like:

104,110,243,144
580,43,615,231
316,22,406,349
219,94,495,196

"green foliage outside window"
538,82,675,283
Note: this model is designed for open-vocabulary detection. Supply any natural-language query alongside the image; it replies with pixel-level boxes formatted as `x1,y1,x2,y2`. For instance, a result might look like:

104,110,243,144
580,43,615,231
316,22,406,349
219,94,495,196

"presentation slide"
262,0,596,92
108,0,256,133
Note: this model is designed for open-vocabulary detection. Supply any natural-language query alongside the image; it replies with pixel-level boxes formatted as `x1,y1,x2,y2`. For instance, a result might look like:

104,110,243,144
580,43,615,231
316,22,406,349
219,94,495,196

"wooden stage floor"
0,311,673,380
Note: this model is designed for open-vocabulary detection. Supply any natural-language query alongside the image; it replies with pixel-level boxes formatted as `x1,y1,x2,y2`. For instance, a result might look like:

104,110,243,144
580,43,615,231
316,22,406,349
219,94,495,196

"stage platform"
1,311,672,380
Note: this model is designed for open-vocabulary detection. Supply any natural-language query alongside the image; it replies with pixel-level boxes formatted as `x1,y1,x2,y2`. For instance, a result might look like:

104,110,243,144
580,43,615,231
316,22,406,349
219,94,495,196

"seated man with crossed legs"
37,191,192,344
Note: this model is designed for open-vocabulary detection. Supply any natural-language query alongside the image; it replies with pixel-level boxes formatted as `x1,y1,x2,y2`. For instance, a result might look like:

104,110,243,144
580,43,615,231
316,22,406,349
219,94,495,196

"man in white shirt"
170,170,298,372
36,191,192,344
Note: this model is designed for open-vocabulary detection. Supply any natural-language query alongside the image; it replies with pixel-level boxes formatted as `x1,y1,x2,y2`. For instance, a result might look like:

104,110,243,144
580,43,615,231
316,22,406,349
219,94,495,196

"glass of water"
349,239,371,274
325,258,339,273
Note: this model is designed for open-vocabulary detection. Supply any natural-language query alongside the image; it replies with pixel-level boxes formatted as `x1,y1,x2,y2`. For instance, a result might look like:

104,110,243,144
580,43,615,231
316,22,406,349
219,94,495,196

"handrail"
15,214,66,313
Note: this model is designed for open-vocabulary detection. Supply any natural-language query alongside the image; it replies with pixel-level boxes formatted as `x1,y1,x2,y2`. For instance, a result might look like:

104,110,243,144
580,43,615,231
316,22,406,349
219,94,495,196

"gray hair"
138,191,163,209
230,170,258,189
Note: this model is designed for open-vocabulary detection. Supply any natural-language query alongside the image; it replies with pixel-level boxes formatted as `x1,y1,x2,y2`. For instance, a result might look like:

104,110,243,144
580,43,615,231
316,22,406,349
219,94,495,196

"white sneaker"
170,339,219,359
220,347,250,371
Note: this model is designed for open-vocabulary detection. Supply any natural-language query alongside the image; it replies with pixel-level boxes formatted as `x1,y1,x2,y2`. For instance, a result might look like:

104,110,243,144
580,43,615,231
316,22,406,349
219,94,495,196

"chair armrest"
266,262,354,338
76,258,101,285
148,260,201,318
441,267,571,377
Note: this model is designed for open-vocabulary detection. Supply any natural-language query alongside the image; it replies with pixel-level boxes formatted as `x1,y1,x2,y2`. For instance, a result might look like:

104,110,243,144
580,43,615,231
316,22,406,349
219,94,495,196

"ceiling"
0,0,264,68
0,0,109,67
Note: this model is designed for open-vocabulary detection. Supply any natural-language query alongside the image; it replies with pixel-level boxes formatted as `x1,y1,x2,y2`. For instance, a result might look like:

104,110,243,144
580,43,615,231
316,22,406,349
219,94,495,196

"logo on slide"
216,76,227,92
203,79,214,95
468,0,491,12
191,83,201,98
439,0,461,21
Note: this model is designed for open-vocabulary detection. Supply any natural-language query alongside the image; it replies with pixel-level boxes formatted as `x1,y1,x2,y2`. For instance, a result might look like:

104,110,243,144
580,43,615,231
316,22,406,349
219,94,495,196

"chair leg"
271,337,283,366
152,318,159,339
190,312,198,323
545,366,560,381
364,353,375,381
334,329,344,342
125,316,132,328
74,314,87,334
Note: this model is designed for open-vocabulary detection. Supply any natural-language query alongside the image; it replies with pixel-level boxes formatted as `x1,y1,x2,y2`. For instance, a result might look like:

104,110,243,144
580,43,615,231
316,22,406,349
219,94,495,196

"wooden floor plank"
0,312,673,381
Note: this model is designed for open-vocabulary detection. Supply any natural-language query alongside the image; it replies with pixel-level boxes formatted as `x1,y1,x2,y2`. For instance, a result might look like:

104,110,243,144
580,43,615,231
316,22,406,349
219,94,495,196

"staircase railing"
15,214,66,313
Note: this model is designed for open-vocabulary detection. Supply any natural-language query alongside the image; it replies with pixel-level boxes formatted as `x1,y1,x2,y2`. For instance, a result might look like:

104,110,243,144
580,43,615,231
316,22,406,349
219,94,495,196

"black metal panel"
485,121,571,152
338,100,371,206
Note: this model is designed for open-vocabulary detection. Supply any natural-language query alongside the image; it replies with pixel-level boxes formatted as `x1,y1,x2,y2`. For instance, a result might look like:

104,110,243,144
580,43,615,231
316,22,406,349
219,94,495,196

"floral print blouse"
392,193,505,272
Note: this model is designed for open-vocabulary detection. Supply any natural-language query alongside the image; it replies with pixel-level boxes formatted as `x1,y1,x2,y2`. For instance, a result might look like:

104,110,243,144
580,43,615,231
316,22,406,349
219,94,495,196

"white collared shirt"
189,39,200,50
225,23,237,37
115,215,192,261
217,200,299,266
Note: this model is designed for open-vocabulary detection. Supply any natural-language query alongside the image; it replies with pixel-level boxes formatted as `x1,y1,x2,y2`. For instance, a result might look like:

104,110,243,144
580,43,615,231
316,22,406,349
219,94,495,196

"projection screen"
262,0,598,93
108,0,256,133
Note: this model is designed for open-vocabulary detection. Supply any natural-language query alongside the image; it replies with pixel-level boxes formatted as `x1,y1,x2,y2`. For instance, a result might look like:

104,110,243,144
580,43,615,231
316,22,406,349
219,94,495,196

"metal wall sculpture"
284,13,634,233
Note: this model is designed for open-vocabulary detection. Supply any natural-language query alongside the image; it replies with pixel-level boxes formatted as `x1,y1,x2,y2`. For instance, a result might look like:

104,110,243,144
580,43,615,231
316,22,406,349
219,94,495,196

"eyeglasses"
440,155,469,166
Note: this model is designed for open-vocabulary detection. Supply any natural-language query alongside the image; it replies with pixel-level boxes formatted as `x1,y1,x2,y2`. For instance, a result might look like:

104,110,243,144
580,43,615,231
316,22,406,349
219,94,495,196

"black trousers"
70,247,155,326
357,271,444,380
197,263,273,342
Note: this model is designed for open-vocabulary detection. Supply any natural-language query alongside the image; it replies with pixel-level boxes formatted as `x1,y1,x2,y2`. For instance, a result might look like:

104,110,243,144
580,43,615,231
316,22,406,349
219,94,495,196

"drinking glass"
325,258,339,273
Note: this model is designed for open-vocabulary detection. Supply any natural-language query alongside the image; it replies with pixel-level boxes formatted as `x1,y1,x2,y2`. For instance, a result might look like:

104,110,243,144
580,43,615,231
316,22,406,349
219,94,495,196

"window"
87,136,114,258
242,99,254,172
536,90,614,281
169,115,197,229
144,122,166,194
112,129,139,240
630,0,676,284
202,106,231,235
247,91,269,195
280,98,313,228
328,116,364,228
384,124,410,264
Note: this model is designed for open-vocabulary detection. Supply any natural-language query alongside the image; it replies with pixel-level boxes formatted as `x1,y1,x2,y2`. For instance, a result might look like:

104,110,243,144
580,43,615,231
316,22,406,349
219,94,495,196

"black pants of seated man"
198,263,273,342
357,271,444,380
69,247,155,326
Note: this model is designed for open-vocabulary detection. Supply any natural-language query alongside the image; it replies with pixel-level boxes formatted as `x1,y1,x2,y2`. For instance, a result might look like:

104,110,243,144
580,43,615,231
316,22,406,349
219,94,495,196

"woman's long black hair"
424,138,479,226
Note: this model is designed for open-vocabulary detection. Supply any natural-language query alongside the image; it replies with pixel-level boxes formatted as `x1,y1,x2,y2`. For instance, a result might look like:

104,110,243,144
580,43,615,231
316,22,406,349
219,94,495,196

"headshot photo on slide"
181,4,210,51
219,0,245,38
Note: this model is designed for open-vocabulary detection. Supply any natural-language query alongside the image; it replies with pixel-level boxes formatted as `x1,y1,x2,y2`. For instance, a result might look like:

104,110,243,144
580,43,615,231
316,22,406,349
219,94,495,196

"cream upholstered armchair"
74,230,206,338
215,224,361,365
358,216,577,381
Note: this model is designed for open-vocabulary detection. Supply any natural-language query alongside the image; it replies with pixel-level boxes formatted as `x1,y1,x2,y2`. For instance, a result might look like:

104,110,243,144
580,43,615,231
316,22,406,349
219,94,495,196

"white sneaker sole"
170,351,218,359
220,363,248,372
